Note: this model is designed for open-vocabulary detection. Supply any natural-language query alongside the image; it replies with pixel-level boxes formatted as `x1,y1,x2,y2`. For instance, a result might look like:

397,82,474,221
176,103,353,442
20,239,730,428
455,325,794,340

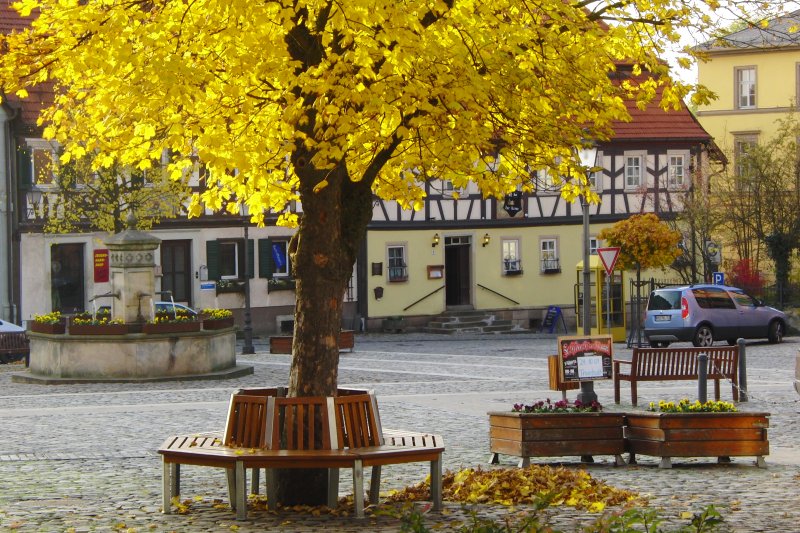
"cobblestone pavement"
1,333,799,532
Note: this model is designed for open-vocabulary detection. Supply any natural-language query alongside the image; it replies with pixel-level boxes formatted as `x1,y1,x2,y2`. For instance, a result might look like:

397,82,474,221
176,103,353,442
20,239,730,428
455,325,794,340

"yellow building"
696,10,800,167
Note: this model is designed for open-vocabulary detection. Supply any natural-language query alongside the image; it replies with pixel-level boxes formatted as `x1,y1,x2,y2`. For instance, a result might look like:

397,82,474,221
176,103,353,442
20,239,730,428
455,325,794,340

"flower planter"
625,412,770,468
30,322,66,335
269,330,355,354
142,321,202,334
69,324,129,336
488,411,626,467
202,317,235,330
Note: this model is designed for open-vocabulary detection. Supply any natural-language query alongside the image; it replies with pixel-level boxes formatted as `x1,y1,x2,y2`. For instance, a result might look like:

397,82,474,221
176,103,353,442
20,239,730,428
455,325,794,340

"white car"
0,319,24,333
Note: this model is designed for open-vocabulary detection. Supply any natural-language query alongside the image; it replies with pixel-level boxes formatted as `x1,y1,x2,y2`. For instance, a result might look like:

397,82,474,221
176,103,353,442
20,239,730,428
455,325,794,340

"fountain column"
104,215,161,325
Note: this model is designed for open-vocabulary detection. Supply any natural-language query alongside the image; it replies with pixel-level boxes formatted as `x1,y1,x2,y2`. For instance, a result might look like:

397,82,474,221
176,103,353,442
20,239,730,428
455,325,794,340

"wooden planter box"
142,321,202,334
269,330,355,354
69,324,129,336
30,322,66,335
625,412,770,468
202,317,235,330
488,411,625,467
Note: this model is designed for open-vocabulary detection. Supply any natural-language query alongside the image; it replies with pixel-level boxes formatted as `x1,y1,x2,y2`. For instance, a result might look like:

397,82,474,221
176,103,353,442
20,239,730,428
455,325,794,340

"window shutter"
18,148,32,188
205,240,220,280
247,239,255,279
258,238,273,278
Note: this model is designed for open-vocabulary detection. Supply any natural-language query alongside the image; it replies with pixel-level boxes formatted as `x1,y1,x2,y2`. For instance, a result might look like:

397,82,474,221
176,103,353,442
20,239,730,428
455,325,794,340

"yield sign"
597,247,621,276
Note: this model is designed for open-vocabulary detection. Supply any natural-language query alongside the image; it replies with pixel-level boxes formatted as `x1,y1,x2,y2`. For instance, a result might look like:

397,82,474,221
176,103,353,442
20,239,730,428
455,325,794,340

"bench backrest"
268,396,333,451
331,392,384,449
632,346,738,379
0,332,29,351
223,394,269,448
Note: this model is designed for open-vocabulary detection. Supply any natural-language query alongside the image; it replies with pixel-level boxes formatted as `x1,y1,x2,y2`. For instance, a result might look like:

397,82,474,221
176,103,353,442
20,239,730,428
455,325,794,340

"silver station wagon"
644,284,788,347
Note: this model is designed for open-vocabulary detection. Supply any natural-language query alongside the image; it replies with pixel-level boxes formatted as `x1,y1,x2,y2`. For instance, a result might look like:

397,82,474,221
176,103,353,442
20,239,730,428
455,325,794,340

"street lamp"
577,143,598,404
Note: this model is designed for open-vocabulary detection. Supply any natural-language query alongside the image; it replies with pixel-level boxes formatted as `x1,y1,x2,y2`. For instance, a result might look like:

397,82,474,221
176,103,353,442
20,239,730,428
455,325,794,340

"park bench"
158,390,444,520
0,332,30,366
269,330,355,354
613,346,739,406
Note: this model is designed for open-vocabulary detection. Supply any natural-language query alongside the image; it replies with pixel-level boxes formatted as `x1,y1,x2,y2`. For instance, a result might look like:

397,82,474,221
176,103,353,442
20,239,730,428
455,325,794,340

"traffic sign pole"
597,247,621,337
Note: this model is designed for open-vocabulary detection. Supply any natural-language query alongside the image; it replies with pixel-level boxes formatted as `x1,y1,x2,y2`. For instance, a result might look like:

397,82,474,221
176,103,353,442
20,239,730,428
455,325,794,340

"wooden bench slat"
614,346,739,406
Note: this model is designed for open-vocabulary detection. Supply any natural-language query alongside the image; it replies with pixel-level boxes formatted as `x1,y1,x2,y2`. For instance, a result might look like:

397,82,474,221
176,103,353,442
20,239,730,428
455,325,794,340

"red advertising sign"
557,335,613,382
94,249,110,283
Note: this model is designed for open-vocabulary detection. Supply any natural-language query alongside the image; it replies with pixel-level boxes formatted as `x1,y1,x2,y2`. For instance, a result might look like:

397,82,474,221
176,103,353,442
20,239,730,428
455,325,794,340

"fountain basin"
14,327,253,383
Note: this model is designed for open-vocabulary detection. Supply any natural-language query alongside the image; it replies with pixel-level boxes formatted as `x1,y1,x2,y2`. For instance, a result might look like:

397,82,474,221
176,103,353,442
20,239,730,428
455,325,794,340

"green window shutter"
206,240,220,280
18,148,32,188
258,238,273,278
247,239,255,279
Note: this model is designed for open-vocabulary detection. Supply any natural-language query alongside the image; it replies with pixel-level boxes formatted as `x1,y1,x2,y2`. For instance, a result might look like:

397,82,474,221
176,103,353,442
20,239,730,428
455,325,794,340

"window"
270,240,289,277
590,237,601,255
387,245,407,282
206,239,253,281
218,241,240,279
667,152,688,188
735,67,756,109
734,134,758,181
540,238,560,273
624,153,644,189
501,239,522,274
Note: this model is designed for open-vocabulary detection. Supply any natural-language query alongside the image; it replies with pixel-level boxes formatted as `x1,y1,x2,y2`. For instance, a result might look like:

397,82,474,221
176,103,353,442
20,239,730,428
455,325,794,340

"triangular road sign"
597,247,621,276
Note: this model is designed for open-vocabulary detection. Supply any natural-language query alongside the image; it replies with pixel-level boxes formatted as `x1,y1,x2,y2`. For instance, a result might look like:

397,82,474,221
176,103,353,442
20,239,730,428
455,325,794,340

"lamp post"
242,222,255,355
577,144,598,404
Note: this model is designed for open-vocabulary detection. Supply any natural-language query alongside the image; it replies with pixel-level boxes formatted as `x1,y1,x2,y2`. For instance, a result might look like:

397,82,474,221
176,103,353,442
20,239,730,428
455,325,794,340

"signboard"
93,249,109,283
503,191,523,217
597,247,621,276
557,335,613,382
539,305,567,334
712,272,724,285
200,282,216,291
706,240,721,264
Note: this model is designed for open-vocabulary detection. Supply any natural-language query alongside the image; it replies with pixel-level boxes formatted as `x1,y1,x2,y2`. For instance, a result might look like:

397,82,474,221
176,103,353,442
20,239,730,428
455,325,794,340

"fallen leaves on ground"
386,466,643,511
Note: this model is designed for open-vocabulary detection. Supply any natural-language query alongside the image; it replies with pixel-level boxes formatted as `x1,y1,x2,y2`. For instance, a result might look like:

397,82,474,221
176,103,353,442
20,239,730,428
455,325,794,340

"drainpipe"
1,103,20,323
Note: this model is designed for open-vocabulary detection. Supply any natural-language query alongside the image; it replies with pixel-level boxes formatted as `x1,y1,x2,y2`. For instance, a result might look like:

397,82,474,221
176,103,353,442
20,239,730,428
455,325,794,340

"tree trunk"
278,160,374,505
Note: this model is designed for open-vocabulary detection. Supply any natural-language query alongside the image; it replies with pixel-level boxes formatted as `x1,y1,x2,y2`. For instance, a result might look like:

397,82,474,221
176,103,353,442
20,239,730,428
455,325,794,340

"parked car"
644,284,787,347
0,319,27,364
0,319,25,333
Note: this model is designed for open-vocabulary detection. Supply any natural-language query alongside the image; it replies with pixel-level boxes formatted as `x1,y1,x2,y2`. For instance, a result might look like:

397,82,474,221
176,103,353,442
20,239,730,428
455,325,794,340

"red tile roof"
609,72,711,141
0,0,50,125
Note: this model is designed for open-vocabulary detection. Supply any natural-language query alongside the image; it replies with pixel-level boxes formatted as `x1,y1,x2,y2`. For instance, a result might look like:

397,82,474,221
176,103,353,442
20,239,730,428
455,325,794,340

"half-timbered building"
362,65,720,332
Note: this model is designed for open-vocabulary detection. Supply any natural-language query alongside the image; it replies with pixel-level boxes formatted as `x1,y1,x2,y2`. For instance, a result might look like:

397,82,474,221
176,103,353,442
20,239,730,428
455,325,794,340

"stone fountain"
15,217,253,384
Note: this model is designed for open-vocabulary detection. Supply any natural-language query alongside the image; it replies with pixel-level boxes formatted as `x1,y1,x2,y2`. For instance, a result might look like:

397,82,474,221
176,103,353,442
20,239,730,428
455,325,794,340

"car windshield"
647,289,681,311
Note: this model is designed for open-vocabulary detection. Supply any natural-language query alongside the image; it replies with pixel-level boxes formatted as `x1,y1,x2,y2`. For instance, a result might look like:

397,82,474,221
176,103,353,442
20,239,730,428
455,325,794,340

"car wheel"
768,321,784,344
692,325,714,347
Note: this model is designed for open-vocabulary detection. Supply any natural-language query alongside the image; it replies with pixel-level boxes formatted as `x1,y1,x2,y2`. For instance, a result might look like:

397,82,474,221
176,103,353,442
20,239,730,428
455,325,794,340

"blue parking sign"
712,272,724,285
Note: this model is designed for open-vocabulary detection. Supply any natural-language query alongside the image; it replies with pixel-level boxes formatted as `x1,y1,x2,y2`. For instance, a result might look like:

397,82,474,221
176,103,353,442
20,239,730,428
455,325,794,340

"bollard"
738,338,748,402
697,352,708,403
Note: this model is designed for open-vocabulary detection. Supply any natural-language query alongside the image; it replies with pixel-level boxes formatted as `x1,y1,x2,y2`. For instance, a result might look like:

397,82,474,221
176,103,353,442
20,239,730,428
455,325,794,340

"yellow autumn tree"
598,213,683,271
0,0,787,503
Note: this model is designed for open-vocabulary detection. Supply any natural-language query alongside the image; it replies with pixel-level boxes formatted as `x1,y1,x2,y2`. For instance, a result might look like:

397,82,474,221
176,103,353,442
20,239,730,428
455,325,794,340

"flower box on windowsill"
267,278,296,293
542,268,561,274
504,269,523,276
215,280,246,294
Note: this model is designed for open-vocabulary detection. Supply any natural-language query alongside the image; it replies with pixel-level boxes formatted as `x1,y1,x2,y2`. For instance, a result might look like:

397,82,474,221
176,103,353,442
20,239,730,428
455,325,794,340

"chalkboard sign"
557,335,613,382
539,305,567,334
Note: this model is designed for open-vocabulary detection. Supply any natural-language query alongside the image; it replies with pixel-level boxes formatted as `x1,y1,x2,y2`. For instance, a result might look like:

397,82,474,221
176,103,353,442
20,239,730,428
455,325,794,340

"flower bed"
69,323,129,335
30,311,66,334
625,399,769,468
489,400,625,467
200,308,235,330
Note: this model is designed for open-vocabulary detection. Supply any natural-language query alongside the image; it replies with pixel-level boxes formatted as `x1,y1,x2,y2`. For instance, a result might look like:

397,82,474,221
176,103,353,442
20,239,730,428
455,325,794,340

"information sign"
93,249,109,283
557,335,613,382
